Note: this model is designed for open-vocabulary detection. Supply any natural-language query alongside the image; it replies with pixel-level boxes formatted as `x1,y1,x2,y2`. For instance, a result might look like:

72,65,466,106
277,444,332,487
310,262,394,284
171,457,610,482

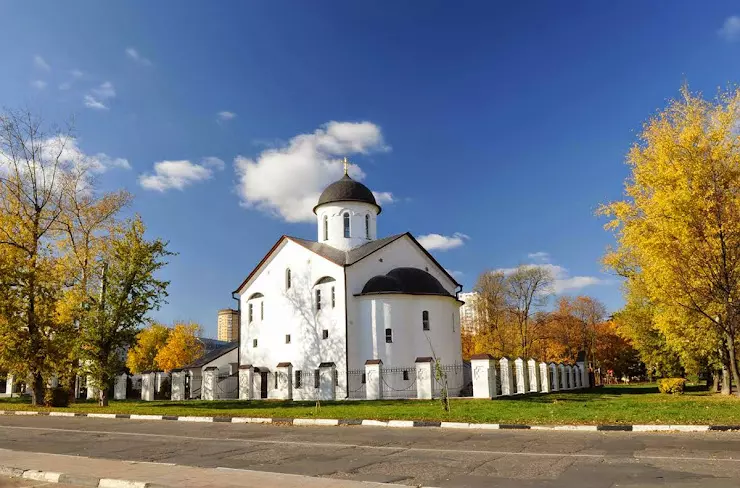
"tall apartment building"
458,292,480,333
217,308,240,342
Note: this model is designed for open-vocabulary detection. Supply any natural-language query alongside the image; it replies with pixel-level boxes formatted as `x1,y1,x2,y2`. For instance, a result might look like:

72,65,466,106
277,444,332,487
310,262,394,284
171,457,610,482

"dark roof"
288,233,406,267
313,174,380,214
183,342,238,370
359,267,456,298
234,232,462,294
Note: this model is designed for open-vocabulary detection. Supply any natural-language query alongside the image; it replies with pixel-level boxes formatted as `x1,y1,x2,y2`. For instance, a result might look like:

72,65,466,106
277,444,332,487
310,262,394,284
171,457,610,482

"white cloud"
139,157,224,192
33,55,50,71
417,232,469,251
126,47,153,66
71,69,84,78
31,80,47,90
92,81,115,98
42,136,131,173
234,121,391,222
719,16,740,41
494,262,605,295
84,82,116,110
217,111,237,122
59,82,72,90
84,95,108,110
527,251,550,261
373,191,394,204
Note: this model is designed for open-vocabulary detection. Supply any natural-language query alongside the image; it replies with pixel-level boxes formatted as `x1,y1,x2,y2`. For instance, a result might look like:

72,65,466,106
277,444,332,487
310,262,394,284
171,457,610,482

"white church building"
234,162,464,400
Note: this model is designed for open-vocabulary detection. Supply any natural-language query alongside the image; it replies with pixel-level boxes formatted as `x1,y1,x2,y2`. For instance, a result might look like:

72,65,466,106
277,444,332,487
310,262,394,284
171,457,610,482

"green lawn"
2,384,739,425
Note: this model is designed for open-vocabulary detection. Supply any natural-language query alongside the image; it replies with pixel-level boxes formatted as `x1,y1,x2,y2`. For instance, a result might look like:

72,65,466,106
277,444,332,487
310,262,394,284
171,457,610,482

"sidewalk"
0,448,409,488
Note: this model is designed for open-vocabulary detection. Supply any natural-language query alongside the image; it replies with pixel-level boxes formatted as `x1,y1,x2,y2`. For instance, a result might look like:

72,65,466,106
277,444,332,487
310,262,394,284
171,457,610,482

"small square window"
285,334,291,344
385,328,392,343
322,329,329,340
252,339,258,348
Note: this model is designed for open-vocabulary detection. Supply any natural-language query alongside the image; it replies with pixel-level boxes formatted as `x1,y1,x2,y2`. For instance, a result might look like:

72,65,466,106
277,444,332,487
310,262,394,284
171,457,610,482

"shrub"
657,378,686,394
44,387,70,407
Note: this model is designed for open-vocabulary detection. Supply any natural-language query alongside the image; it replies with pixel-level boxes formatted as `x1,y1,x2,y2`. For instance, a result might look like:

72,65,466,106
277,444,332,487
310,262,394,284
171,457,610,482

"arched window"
323,215,328,241
365,214,370,239
286,268,291,290
422,310,430,330
343,212,350,238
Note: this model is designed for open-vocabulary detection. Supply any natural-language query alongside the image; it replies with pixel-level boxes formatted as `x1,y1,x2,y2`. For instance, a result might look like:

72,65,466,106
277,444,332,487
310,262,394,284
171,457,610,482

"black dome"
313,174,381,214
360,267,453,297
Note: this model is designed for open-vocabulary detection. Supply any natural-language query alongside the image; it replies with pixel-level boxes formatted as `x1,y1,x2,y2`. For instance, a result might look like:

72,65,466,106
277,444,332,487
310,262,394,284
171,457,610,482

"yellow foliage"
126,323,170,373
600,85,740,375
155,322,204,372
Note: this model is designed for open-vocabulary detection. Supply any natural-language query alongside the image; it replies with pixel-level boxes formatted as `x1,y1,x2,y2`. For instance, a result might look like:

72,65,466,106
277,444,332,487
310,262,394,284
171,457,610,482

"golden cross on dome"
343,156,350,176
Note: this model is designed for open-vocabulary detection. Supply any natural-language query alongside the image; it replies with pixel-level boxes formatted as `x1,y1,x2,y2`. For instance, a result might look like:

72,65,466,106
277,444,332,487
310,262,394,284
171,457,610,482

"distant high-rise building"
458,292,480,332
217,309,240,342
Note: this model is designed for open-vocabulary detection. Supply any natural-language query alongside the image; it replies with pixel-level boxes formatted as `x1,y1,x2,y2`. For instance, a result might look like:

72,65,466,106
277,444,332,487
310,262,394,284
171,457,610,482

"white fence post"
365,359,383,400
5,374,14,396
114,373,127,400
318,362,336,401
559,364,568,390
567,365,575,390
471,354,498,399
86,375,98,400
539,362,550,393
170,370,185,401
577,352,590,388
141,372,155,401
514,358,528,395
527,359,540,393
239,365,254,400
202,367,217,401
415,357,434,400
549,363,559,392
499,358,513,396
276,362,293,400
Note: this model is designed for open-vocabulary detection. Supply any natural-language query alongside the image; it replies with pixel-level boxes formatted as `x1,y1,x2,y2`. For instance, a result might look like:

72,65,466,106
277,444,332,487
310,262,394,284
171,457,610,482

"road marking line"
2,424,739,463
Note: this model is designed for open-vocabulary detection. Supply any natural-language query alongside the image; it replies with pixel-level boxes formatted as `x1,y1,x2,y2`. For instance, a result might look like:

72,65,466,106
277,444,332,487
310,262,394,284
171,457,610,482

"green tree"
79,217,172,406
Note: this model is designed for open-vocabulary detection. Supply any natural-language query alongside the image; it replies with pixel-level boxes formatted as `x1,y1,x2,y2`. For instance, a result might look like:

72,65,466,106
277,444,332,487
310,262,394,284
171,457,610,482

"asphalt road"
1,416,740,488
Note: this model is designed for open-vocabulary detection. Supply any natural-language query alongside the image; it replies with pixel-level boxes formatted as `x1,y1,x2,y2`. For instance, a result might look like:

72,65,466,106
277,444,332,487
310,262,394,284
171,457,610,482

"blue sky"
3,2,740,337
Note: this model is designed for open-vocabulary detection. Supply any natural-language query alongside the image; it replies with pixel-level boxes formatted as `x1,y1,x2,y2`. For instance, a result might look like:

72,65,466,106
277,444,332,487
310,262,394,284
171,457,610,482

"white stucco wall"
200,347,239,375
346,236,462,370
238,239,347,400
355,294,462,369
315,202,378,251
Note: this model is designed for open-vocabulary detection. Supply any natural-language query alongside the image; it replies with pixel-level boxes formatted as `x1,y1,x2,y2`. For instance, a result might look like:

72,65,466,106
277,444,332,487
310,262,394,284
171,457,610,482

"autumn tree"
601,86,740,394
155,322,204,372
507,265,554,358
0,110,86,405
126,322,171,374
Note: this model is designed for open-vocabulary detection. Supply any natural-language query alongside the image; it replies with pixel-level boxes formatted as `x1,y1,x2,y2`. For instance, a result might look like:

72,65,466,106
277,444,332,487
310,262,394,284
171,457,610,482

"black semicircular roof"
360,267,453,297
313,174,380,214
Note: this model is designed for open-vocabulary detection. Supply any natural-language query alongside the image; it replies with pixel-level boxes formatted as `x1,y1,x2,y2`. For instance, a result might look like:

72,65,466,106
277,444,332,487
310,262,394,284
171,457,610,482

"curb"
0,464,163,488
0,409,724,432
